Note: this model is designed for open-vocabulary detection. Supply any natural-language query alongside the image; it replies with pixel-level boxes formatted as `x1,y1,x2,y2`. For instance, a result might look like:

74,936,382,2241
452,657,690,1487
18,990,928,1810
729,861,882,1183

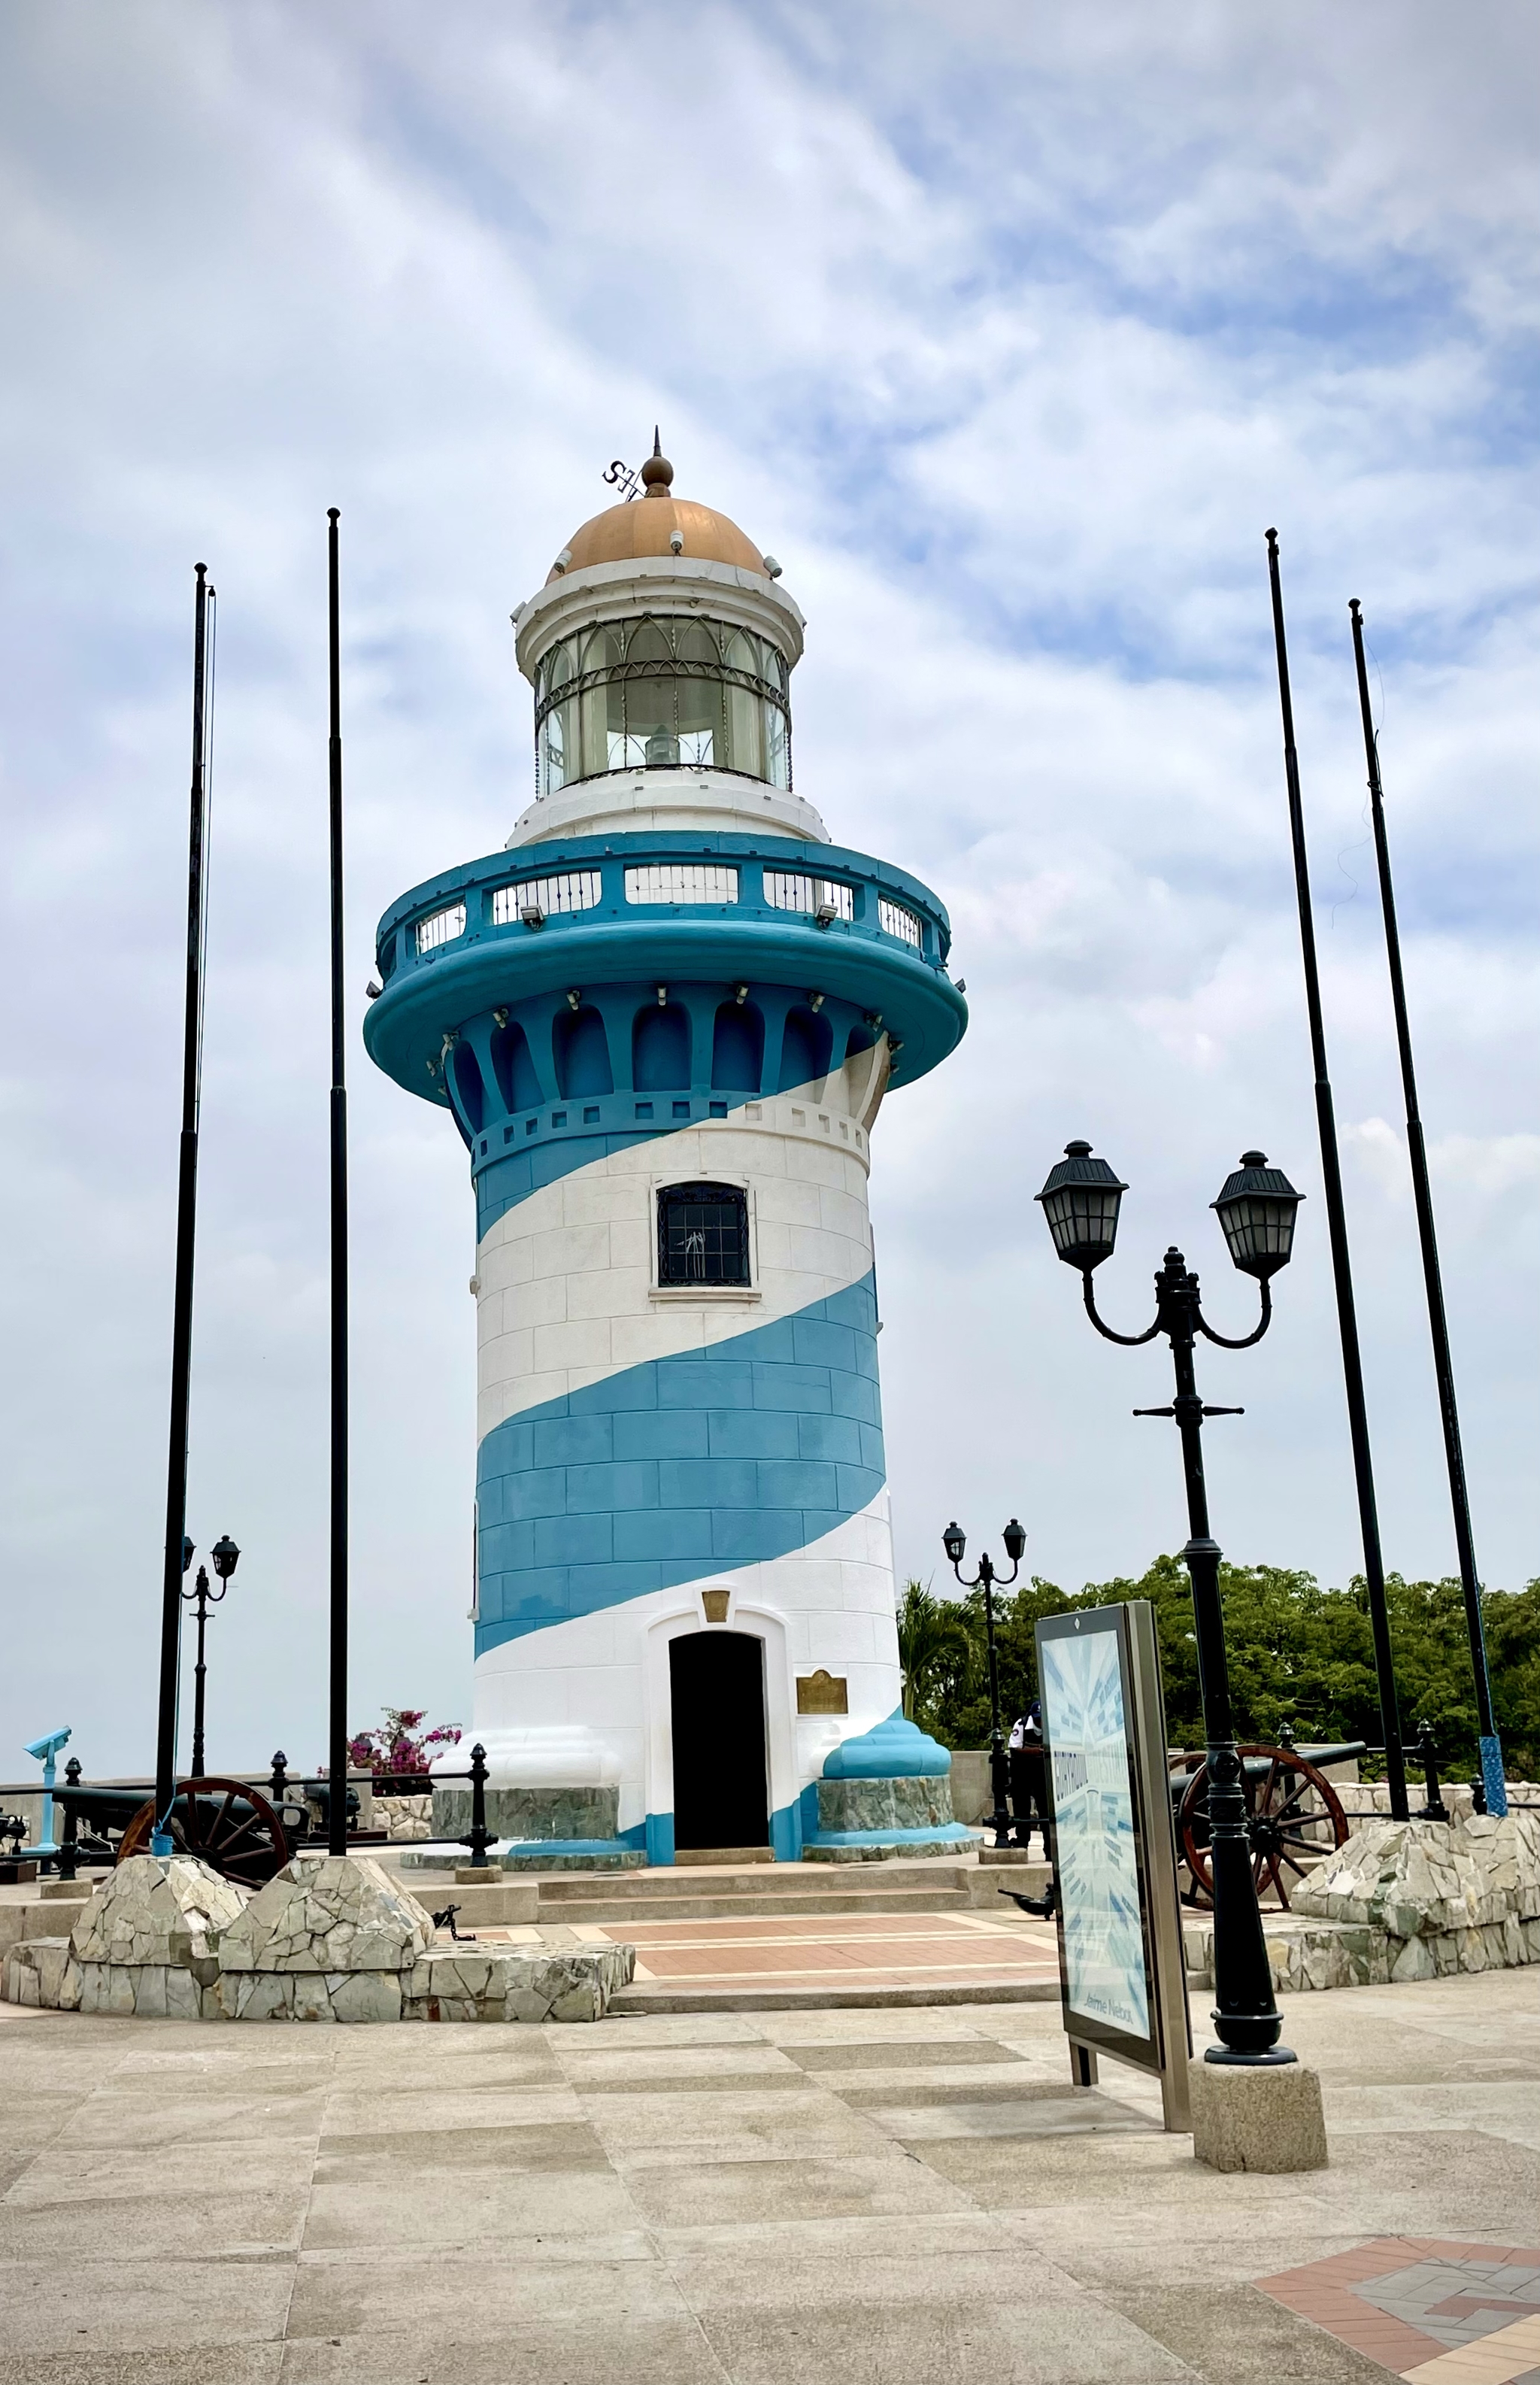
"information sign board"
1034,1600,1191,2129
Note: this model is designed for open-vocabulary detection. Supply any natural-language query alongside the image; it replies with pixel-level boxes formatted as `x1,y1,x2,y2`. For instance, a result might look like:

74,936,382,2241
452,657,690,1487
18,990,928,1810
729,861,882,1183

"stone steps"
534,1857,981,1925
546,1883,980,1923
609,1977,1059,2016
0,1891,91,1955
390,1856,1051,1928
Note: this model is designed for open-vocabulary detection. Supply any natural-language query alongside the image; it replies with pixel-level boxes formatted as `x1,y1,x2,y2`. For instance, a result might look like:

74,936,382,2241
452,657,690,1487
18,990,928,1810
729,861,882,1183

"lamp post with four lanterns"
1034,1140,1305,2068
941,1517,1026,1851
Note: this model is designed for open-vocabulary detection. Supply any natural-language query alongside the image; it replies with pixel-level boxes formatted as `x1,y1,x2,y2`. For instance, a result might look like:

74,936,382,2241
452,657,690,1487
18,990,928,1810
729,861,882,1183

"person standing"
1008,1700,1047,1856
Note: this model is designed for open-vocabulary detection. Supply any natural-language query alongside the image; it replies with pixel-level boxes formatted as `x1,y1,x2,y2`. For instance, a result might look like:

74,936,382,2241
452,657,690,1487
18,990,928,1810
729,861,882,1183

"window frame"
650,1176,759,1300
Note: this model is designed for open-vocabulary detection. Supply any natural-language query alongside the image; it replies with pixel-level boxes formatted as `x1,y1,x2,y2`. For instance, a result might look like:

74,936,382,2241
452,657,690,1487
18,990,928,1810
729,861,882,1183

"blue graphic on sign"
1041,1628,1150,2039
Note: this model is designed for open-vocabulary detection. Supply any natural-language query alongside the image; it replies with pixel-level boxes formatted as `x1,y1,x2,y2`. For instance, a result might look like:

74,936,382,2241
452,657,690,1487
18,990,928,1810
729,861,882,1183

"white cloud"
0,0,1535,1776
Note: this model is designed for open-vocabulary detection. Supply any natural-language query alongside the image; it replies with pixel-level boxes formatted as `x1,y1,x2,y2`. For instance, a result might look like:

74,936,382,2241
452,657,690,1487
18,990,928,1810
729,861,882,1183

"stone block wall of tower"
364,452,967,1862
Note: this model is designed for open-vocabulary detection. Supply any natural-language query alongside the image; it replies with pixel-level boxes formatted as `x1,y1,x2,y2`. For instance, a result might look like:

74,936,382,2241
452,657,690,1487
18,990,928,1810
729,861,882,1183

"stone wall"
0,1850,635,2025
1290,1808,1540,1983
432,1783,620,1844
1184,1808,1540,1996
1349,1779,1540,1825
375,1794,433,1843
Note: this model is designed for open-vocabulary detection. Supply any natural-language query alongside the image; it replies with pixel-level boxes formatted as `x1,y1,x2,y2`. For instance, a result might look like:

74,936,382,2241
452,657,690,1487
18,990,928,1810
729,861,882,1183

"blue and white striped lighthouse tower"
365,445,969,1865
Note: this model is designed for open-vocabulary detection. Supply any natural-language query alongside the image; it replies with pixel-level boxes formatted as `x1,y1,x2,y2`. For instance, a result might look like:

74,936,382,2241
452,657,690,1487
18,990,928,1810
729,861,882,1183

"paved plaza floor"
1,1964,1537,2383
477,1907,1063,2003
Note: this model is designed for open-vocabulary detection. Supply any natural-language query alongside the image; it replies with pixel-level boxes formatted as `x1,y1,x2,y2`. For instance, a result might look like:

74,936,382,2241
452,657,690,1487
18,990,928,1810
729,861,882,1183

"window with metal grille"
625,863,739,906
762,872,854,920
416,902,466,954
657,1182,750,1287
878,896,922,949
492,871,602,924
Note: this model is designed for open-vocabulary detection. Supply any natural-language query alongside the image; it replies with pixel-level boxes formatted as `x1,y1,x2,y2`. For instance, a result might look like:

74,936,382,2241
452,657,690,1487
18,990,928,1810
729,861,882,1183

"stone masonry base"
0,1852,635,2024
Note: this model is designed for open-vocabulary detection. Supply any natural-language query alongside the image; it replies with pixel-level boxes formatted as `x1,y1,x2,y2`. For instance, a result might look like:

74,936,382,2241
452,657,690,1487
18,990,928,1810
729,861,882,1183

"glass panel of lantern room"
675,624,720,768
625,674,680,767
577,626,620,776
620,622,677,768
675,675,720,768
764,700,790,788
541,704,566,791
726,681,762,778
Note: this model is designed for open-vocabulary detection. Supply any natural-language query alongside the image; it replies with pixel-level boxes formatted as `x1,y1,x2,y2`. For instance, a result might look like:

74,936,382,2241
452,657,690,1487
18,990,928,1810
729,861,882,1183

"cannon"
53,1772,296,1889
1168,1740,1359,1910
50,1759,375,1889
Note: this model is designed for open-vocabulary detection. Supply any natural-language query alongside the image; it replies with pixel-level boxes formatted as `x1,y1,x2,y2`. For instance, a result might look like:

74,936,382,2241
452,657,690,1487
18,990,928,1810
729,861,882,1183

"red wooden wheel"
116,1777,290,1887
1178,1744,1348,1911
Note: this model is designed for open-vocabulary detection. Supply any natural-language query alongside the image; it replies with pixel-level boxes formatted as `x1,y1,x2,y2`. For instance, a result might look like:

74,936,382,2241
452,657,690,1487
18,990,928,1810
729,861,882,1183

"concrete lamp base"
1189,2056,1329,2174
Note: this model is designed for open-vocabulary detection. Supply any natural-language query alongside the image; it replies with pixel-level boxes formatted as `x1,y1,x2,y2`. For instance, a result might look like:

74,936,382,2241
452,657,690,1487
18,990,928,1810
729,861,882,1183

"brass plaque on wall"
796,1670,848,1714
701,1589,731,1623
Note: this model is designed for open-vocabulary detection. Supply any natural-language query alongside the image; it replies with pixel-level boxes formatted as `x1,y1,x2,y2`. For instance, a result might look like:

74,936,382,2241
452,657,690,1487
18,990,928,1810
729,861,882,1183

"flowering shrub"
347,1707,462,1779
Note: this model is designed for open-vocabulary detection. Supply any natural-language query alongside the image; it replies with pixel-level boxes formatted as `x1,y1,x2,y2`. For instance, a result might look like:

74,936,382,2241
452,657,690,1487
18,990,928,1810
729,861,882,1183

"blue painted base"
801,1823,980,1864
499,1838,647,1871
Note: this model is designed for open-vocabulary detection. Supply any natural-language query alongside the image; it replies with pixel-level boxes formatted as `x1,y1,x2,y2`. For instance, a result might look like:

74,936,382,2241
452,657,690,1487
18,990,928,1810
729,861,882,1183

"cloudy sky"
2,2,1535,1776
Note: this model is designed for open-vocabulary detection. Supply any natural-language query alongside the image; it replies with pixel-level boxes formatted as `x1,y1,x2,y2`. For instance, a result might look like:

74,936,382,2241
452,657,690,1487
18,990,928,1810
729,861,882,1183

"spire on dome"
640,429,674,498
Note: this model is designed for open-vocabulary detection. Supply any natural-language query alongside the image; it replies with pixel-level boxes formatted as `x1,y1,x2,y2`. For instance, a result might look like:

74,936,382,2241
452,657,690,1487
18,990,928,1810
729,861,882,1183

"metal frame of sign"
1034,1599,1191,2132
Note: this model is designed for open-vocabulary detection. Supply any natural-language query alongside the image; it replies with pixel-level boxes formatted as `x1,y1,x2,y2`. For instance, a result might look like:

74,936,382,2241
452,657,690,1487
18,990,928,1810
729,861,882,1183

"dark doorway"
669,1631,769,1852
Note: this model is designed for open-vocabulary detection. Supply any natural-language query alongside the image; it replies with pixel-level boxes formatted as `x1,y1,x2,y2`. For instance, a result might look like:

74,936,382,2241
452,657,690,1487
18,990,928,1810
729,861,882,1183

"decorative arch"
451,1042,486,1136
778,1005,832,1094
490,1016,541,1112
553,1004,614,1100
712,1000,764,1094
632,1001,691,1093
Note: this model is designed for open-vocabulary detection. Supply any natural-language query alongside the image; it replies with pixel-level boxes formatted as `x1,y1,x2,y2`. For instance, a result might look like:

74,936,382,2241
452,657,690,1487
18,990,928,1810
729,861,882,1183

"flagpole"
1265,532,1408,1821
327,509,350,1852
1348,599,1504,1814
153,564,214,1850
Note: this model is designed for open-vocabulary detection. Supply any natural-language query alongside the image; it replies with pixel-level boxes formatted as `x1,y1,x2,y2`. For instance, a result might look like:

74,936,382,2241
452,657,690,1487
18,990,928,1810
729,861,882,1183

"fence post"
56,1758,83,1883
462,1743,494,1868
1413,1721,1450,1824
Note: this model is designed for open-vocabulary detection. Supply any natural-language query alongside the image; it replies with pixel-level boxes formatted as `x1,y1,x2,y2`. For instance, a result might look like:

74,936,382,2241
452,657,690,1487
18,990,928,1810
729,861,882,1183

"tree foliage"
896,1579,975,1723
914,1560,1540,1782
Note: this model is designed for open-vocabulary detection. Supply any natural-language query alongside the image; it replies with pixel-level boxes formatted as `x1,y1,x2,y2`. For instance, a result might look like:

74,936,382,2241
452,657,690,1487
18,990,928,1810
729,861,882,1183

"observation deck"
364,827,966,1115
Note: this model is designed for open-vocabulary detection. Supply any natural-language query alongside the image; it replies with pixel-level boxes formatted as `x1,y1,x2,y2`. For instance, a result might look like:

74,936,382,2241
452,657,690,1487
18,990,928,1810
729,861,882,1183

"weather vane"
602,456,641,502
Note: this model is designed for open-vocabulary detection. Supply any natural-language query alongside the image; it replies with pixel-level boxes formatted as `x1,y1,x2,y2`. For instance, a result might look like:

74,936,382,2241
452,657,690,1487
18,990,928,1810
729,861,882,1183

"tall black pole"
327,509,350,1855
1163,1264,1289,2063
1348,601,1505,1813
153,565,214,1851
1265,533,1408,1821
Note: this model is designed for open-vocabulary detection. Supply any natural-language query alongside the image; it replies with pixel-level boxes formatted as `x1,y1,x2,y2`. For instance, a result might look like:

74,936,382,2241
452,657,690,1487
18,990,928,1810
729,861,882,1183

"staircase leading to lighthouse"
390,1852,1050,1929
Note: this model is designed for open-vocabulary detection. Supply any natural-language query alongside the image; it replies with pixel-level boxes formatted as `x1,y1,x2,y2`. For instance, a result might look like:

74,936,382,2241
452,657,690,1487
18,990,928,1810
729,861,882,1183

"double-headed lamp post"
181,1534,241,1779
941,1517,1026,1850
1035,1141,1305,2068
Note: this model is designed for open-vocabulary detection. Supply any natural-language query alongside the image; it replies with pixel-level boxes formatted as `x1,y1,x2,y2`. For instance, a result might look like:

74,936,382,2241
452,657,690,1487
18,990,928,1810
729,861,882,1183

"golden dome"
548,439,768,583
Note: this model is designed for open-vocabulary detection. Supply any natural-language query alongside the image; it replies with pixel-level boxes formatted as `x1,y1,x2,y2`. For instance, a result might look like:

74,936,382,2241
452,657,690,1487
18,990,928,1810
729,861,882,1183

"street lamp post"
941,1517,1026,1851
1035,1140,1305,2068
181,1534,241,1777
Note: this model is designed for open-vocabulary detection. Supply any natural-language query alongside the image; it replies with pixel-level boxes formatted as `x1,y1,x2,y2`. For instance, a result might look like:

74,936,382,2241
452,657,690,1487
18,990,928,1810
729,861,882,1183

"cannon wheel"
1178,1745,1349,1912
116,1777,290,1888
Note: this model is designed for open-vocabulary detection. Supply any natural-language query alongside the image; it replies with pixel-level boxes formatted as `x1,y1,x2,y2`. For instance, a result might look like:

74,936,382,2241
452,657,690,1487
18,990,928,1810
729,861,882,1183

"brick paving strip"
1258,2239,1540,2381
594,1911,1061,1989
471,1908,1063,1993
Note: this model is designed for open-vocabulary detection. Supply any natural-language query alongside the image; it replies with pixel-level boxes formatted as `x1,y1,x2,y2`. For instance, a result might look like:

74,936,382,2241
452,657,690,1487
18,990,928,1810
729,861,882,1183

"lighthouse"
365,443,970,1865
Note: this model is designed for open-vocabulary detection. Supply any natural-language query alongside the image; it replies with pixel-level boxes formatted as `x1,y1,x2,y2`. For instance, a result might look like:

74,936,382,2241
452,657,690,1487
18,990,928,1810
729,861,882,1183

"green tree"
896,1580,974,1726
917,1556,1540,1785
